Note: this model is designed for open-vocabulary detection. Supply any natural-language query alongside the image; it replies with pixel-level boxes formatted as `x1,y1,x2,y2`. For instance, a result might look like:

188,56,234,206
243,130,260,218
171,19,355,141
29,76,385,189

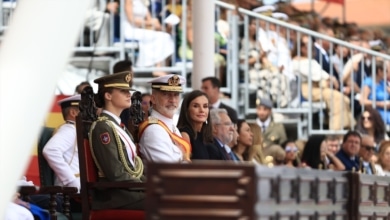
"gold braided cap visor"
103,83,136,90
152,85,183,92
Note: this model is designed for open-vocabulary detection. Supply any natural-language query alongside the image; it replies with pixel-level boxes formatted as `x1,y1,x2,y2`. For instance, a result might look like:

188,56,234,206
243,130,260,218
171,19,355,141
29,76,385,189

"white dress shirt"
256,117,271,132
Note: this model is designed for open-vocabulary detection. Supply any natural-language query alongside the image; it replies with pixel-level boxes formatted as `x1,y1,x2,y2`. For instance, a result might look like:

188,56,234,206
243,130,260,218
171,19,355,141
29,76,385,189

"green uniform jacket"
89,113,145,210
262,122,288,148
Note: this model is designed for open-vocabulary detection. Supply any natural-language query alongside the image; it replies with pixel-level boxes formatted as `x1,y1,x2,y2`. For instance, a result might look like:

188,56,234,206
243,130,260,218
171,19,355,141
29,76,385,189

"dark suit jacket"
314,45,339,80
261,121,287,148
335,149,359,171
219,102,238,124
208,138,228,160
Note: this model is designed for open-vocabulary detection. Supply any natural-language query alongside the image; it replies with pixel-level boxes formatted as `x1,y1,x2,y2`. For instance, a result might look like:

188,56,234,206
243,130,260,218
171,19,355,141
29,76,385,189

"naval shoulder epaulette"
147,116,159,124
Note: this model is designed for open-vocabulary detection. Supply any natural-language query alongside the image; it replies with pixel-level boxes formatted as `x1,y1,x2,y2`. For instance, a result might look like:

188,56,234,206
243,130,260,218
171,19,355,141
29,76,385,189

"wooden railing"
146,161,390,220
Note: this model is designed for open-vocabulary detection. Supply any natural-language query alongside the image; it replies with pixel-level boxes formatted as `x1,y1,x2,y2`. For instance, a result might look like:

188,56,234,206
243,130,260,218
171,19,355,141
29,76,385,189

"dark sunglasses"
364,146,376,151
362,116,372,121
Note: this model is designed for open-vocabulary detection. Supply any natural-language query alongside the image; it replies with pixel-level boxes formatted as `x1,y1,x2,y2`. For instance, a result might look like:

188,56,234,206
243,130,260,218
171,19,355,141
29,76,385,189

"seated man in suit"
358,135,377,175
336,130,362,171
201,76,238,124
209,108,239,161
252,97,287,149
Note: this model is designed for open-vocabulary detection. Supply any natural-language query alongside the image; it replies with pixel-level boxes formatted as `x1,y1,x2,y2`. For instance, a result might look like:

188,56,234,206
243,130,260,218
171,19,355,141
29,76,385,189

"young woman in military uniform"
89,71,144,210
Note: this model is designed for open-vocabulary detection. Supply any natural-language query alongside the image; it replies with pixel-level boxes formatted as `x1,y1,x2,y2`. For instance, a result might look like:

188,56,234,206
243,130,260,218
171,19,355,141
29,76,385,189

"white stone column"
192,0,215,90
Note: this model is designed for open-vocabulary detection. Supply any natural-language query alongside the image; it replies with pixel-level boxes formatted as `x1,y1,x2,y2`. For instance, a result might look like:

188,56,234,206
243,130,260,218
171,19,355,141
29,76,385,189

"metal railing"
0,0,191,78
215,0,390,138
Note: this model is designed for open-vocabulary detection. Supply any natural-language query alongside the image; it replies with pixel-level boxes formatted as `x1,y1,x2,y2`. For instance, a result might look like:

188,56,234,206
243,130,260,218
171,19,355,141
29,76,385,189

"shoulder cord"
89,117,143,179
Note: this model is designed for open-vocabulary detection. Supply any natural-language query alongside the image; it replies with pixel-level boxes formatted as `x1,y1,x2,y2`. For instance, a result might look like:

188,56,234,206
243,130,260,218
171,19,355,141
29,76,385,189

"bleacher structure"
1,0,390,139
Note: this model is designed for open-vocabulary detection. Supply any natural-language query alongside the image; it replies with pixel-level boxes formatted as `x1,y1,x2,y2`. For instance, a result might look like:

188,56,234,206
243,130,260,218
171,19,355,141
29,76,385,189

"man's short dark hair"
113,60,133,73
342,130,362,144
202,77,221,89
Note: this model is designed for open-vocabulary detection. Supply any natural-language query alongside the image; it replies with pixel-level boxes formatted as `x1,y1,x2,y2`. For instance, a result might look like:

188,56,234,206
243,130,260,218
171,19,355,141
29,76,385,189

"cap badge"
125,73,132,83
168,75,180,86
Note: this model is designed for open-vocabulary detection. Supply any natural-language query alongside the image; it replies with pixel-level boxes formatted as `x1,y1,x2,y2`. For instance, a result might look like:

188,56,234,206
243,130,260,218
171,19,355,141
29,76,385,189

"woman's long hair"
300,135,326,169
233,120,252,161
94,87,113,108
377,140,390,169
355,106,386,144
177,90,213,144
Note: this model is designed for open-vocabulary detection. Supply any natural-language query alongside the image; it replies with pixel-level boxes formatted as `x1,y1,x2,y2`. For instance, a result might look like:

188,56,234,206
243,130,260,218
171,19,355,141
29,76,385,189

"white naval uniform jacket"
42,122,80,190
139,110,183,163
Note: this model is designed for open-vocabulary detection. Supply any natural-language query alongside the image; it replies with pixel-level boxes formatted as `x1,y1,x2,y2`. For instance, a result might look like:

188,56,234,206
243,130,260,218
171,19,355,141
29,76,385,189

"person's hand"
146,18,162,31
330,76,339,90
343,86,351,95
66,179,81,192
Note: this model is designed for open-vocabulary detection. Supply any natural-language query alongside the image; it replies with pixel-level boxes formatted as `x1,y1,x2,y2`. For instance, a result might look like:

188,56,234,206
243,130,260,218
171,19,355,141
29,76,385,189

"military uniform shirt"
139,109,183,163
43,122,80,190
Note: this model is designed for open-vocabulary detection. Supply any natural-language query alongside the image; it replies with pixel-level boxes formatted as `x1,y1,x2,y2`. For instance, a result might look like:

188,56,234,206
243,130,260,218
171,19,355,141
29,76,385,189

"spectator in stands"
139,74,191,163
314,25,340,80
325,135,341,155
253,97,287,149
281,140,301,167
248,123,265,164
209,108,238,161
301,135,345,170
90,71,145,210
239,18,264,81
336,130,362,171
292,35,355,130
123,0,174,76
360,60,390,125
43,95,81,192
177,90,214,160
74,81,91,94
263,144,286,167
232,119,255,162
252,5,277,67
239,17,291,109
355,106,387,147
201,77,238,123
358,135,378,175
331,43,350,81
375,140,390,176
141,93,151,120
342,39,372,94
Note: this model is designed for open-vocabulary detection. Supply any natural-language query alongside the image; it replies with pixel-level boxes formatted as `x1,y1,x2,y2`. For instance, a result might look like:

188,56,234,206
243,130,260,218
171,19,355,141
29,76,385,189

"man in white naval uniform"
43,95,81,191
138,74,190,164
